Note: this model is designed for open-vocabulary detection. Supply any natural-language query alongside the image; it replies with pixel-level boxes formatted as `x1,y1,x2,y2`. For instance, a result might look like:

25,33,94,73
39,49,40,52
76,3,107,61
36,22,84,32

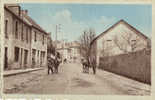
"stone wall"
99,49,151,84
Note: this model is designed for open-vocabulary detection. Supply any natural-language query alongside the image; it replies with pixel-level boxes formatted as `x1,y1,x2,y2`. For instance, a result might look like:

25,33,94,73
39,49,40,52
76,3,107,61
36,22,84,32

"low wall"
99,49,151,84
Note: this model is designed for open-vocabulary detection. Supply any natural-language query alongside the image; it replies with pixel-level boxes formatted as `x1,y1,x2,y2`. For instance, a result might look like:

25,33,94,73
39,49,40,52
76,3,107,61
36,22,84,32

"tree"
47,39,56,56
79,28,96,62
113,29,146,53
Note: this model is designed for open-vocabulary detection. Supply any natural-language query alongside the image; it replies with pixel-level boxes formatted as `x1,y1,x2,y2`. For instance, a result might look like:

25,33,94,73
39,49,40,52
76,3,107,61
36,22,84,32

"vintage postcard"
0,0,154,100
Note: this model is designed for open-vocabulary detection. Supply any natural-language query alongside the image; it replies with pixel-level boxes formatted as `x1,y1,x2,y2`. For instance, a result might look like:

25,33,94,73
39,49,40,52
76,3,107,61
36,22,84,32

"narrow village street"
2,4,152,97
4,63,150,95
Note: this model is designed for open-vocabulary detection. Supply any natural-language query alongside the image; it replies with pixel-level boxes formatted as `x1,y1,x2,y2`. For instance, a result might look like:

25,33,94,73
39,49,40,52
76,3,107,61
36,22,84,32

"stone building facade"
24,13,48,68
56,41,81,63
3,4,49,70
90,19,150,66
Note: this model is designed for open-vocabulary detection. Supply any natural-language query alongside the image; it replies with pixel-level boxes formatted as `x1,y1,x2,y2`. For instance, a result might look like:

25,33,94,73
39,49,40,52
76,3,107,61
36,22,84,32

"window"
40,51,45,66
20,48,23,65
14,47,19,62
32,49,36,58
106,40,112,46
24,50,28,64
38,50,39,56
21,24,24,41
131,40,136,51
42,34,44,45
26,27,28,43
32,49,36,65
37,50,39,63
4,47,8,69
5,20,8,38
131,40,136,46
34,31,37,42
15,21,18,39
107,40,112,42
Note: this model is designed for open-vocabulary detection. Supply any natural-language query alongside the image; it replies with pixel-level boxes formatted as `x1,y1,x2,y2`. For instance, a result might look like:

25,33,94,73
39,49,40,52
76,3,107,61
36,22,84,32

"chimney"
25,10,28,15
21,10,28,15
6,4,21,16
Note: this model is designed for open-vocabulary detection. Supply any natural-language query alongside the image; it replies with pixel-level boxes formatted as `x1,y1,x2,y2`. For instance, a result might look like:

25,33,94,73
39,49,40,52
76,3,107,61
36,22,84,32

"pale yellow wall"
31,28,47,67
4,9,32,69
4,7,48,69
95,22,148,66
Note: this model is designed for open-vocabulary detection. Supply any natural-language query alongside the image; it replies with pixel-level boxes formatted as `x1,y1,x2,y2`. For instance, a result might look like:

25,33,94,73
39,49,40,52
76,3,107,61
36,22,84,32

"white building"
90,19,150,66
56,41,81,63
3,4,49,70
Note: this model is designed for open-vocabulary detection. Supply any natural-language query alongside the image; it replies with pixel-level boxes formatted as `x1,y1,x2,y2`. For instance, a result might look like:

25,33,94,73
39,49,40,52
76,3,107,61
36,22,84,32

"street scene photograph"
2,3,151,95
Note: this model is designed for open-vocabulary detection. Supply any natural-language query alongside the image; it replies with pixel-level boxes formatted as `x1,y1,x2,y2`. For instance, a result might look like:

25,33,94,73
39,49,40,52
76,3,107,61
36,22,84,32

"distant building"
90,19,151,66
56,41,81,63
3,4,49,70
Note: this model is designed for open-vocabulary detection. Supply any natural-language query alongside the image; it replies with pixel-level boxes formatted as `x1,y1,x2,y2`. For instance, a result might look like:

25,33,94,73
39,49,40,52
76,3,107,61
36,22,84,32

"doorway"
4,47,8,70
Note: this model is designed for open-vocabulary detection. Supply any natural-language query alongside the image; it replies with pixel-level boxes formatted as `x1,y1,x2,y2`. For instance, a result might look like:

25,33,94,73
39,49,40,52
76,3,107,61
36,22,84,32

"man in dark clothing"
91,56,97,74
47,57,54,74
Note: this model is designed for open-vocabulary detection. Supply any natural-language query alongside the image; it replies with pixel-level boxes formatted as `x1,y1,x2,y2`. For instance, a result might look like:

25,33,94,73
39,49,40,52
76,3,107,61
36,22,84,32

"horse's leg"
53,65,55,73
87,64,89,73
51,66,54,74
51,64,54,74
48,67,50,74
93,67,96,74
83,64,85,73
57,65,59,73
56,65,58,73
54,65,57,73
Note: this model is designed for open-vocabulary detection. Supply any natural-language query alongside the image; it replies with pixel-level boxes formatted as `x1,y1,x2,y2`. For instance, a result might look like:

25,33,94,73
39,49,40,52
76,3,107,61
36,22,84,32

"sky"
20,4,152,41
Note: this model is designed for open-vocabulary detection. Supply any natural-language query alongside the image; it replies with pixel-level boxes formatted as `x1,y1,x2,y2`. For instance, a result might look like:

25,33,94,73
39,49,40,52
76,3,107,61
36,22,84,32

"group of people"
81,57,96,74
47,54,61,74
47,54,97,75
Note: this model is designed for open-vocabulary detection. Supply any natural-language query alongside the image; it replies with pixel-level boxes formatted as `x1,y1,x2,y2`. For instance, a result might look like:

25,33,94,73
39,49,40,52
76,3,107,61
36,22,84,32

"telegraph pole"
55,24,62,61
55,25,57,41
55,24,61,52
55,24,61,41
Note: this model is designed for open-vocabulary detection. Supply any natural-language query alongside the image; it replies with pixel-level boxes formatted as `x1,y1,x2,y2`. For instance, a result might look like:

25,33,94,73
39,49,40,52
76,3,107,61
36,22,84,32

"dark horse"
47,57,54,74
81,59,90,73
48,57,60,74
81,57,96,74
54,58,60,73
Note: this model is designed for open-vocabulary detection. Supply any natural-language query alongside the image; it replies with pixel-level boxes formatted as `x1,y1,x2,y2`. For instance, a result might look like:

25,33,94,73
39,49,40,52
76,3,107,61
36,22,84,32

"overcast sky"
20,4,152,41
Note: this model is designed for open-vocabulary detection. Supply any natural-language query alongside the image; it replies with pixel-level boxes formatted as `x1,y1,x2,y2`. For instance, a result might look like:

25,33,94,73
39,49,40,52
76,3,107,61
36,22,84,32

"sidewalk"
3,67,44,77
97,69,151,95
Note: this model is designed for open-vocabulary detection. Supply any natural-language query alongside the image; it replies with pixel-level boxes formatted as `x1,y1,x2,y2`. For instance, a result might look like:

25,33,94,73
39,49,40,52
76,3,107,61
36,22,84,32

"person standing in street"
92,56,96,74
47,56,54,74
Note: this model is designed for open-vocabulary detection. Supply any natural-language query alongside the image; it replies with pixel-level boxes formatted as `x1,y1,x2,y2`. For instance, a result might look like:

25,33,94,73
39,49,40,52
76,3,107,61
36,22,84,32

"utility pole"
55,24,62,62
55,24,61,41
55,25,57,41
55,24,61,53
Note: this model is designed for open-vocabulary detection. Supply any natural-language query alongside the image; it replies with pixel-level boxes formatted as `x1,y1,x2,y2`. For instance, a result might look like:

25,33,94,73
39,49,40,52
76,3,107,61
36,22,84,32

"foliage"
47,39,56,56
79,28,96,62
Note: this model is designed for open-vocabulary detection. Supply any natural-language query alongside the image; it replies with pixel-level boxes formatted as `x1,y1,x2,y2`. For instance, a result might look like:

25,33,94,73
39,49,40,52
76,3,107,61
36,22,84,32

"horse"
47,57,54,74
81,59,90,73
53,58,60,73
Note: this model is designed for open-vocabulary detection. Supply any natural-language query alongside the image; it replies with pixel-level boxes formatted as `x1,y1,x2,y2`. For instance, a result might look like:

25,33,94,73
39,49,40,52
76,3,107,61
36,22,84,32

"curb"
3,68,44,77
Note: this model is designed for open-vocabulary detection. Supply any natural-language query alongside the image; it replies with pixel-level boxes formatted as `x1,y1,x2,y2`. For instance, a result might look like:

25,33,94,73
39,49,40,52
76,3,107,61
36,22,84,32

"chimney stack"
25,10,28,15
21,10,28,15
